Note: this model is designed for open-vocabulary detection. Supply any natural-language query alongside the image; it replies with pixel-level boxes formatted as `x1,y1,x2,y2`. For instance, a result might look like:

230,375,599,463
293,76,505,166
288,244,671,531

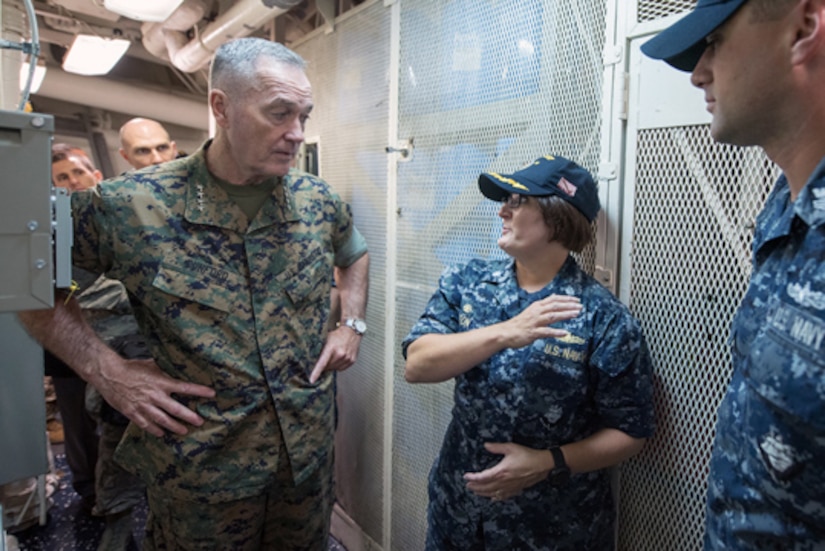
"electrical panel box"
0,110,56,312
0,312,48,486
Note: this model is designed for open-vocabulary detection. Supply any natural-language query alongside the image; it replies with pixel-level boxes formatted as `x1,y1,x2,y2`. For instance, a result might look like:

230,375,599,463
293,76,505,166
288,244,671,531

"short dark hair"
749,0,797,21
533,195,594,253
51,143,96,172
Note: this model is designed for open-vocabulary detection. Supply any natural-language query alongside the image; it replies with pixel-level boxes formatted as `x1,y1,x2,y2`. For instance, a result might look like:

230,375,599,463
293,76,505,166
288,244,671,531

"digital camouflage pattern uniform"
403,256,655,551
73,267,148,516
69,140,367,548
705,159,825,549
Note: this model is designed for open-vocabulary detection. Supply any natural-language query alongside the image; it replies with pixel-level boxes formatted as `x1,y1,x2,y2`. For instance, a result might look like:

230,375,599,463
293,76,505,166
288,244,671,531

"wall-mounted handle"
386,137,414,161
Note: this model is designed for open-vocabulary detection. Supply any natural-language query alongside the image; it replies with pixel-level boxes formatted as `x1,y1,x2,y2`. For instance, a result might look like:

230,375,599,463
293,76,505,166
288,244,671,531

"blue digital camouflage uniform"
402,256,655,550
69,140,367,544
705,159,825,549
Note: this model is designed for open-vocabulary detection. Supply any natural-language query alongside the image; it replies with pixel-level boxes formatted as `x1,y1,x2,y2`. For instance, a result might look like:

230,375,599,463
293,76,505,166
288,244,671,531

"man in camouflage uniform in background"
117,118,178,170
51,143,147,550
22,39,370,550
47,144,102,510
74,261,148,551
643,0,825,547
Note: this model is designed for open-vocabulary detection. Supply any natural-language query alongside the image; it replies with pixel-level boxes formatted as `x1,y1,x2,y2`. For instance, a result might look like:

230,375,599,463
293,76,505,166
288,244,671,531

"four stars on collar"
196,183,205,212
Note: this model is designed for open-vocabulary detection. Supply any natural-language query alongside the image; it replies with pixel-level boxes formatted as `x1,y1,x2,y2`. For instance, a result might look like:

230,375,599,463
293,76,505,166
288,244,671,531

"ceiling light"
103,0,184,22
19,59,47,93
62,34,130,76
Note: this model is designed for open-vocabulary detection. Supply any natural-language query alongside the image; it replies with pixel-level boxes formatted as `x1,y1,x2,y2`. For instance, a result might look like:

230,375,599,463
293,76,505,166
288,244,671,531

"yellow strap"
63,280,79,305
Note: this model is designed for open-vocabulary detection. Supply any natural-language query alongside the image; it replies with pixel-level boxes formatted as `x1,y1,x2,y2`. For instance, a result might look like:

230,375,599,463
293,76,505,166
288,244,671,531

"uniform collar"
486,258,516,286
795,156,825,228
183,140,300,232
485,255,578,291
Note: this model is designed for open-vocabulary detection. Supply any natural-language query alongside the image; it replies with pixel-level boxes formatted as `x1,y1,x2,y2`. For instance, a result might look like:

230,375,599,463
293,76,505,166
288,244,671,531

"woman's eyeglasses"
499,194,528,209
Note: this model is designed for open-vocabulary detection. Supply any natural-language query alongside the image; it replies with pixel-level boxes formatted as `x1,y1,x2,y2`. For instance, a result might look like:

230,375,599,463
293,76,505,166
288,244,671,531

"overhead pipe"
141,0,209,64
36,68,208,129
150,0,303,74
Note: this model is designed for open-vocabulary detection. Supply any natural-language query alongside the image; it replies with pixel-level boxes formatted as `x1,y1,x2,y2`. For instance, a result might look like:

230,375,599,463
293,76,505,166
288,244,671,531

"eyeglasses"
499,194,528,209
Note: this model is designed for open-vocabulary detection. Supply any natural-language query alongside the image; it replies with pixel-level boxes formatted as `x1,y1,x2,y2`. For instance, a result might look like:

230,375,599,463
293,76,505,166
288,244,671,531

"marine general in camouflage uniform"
403,156,655,550
642,0,825,548
21,38,370,550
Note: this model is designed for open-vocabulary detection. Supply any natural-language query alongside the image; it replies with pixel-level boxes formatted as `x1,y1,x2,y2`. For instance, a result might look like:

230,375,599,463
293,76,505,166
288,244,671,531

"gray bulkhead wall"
293,1,392,546
294,0,771,549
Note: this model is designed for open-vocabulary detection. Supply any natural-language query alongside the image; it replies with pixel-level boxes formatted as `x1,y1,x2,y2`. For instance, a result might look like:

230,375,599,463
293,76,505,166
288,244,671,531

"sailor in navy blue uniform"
403,156,655,550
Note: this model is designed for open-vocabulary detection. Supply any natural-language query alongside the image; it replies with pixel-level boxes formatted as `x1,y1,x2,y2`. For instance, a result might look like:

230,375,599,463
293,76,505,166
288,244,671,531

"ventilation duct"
142,0,304,74
141,0,209,65
36,69,208,129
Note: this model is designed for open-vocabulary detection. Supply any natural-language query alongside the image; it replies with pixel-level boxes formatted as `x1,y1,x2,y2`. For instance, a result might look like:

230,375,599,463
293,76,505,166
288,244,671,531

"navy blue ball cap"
478,155,600,222
640,0,748,71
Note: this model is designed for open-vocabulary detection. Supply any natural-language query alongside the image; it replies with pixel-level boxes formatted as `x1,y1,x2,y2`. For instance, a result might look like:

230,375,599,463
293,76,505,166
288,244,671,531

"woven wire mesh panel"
393,0,607,548
617,125,777,550
637,0,695,23
293,2,391,543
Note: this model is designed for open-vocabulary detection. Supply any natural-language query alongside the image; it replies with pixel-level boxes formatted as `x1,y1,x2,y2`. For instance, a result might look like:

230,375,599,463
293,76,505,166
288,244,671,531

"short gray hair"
209,37,306,96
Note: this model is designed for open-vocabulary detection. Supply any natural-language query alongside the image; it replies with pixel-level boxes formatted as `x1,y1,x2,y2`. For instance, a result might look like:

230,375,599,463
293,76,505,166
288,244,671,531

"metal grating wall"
393,1,606,549
289,1,782,549
637,0,694,23
618,126,777,549
293,2,391,544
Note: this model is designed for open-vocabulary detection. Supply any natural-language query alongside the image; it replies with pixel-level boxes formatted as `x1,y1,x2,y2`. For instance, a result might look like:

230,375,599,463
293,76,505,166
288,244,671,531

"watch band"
548,446,571,486
549,446,567,470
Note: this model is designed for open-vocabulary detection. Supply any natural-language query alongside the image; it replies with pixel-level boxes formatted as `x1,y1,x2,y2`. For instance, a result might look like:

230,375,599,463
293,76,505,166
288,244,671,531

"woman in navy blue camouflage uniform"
403,155,655,550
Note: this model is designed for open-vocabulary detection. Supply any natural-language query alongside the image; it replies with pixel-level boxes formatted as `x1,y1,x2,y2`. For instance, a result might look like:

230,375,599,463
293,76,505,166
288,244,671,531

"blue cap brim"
640,0,747,71
478,172,535,201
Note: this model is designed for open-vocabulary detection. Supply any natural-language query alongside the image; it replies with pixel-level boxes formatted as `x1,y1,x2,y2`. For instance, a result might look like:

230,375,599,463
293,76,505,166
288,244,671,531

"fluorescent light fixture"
103,0,184,22
62,34,130,76
19,60,47,93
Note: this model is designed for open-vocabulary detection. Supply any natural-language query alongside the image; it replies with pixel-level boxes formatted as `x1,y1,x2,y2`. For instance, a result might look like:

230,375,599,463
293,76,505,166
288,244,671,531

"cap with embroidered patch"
640,0,749,71
478,155,600,222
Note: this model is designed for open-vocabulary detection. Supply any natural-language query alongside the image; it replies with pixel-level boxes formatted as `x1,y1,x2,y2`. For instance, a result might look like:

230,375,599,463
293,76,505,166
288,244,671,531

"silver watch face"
351,319,367,334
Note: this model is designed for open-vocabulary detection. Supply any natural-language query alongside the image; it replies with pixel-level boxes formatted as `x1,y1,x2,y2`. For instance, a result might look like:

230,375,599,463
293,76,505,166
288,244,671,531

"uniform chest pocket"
517,343,589,437
151,259,246,315
276,250,330,308
746,298,825,432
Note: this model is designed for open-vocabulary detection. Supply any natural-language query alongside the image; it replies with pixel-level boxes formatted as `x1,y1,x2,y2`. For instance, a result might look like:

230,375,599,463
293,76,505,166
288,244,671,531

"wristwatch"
342,317,367,336
548,446,571,486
